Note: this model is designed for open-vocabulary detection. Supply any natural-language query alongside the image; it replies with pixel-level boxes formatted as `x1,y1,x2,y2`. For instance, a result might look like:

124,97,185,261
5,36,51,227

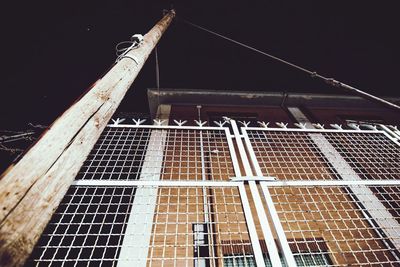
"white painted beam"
117,107,170,267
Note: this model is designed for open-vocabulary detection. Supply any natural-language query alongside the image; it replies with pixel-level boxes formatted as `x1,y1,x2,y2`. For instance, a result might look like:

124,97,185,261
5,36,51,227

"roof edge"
147,88,400,119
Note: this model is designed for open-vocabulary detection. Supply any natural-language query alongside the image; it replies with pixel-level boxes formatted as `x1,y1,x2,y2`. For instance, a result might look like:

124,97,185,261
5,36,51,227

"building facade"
28,89,400,266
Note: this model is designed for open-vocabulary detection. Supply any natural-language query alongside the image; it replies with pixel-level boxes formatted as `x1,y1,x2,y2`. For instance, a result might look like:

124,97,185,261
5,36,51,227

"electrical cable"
155,46,161,109
115,34,144,63
178,17,314,75
115,41,139,62
155,46,160,89
177,17,400,112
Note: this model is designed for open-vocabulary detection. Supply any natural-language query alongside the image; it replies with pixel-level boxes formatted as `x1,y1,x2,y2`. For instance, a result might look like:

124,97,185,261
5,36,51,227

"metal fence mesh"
29,186,135,267
246,130,400,181
29,185,257,267
323,132,400,180
29,125,400,266
76,127,235,181
144,186,254,266
268,185,400,266
246,130,340,180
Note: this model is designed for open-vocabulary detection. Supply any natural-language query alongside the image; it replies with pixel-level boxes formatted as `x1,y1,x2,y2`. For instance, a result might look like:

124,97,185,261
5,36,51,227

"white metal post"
117,110,169,267
230,120,282,267
238,184,268,267
230,120,253,176
241,128,297,267
117,128,168,267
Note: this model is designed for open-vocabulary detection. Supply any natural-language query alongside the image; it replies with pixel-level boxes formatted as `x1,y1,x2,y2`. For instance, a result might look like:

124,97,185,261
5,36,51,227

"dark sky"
1,1,399,129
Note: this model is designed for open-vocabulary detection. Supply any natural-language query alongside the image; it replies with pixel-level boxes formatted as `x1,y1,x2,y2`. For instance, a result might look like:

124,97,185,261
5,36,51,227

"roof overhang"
147,88,400,119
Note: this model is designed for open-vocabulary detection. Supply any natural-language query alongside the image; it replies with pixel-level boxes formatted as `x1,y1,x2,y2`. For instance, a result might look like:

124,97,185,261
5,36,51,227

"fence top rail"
72,180,238,187
107,124,229,131
107,120,398,134
243,127,383,134
107,124,384,133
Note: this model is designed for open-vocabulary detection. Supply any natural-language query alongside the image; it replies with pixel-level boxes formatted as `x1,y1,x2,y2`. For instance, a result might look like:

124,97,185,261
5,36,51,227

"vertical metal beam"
196,105,215,267
199,130,217,266
230,120,278,267
230,120,253,176
117,107,170,267
238,184,267,267
259,184,298,267
287,106,400,253
242,129,297,267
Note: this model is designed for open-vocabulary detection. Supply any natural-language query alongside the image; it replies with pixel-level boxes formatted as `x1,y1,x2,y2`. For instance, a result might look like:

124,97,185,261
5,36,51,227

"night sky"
1,1,399,129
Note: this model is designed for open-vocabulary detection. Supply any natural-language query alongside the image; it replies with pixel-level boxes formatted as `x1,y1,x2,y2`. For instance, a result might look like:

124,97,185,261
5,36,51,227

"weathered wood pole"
0,10,175,266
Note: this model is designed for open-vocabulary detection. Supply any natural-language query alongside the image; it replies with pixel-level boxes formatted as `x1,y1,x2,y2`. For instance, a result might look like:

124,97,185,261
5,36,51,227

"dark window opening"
193,223,210,267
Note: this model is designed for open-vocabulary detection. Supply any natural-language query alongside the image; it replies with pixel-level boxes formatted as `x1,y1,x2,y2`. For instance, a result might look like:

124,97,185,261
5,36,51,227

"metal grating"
28,123,400,266
29,186,135,267
268,185,400,266
161,129,234,181
76,128,150,180
323,132,400,180
246,130,340,180
76,127,235,181
246,130,400,181
371,186,400,224
142,186,254,266
29,185,257,266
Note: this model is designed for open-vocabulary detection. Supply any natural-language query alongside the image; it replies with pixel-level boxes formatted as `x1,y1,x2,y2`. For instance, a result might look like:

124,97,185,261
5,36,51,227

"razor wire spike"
347,123,361,130
312,123,325,129
276,122,288,129
153,119,166,126
294,122,307,129
214,121,227,127
330,124,343,130
257,121,270,128
132,118,146,126
360,124,377,131
173,120,187,126
238,121,251,127
111,118,126,125
194,120,207,127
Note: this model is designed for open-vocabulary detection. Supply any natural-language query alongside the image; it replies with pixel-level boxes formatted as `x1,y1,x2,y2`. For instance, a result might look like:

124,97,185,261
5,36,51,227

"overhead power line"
178,17,400,112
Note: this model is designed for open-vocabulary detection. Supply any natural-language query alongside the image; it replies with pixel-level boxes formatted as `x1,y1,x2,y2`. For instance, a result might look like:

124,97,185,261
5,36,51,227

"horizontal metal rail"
107,124,227,131
72,180,238,187
244,127,382,134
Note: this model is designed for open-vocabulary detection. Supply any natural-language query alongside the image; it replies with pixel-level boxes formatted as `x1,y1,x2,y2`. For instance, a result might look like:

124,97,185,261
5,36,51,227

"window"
193,223,210,267
223,253,330,267
221,239,332,266
224,255,256,267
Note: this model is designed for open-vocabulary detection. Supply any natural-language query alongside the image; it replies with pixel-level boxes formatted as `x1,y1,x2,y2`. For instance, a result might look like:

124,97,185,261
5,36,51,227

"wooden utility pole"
0,10,175,266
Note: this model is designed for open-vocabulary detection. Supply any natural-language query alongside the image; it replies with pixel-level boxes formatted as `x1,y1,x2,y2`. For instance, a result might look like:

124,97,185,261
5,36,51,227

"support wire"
178,17,400,112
